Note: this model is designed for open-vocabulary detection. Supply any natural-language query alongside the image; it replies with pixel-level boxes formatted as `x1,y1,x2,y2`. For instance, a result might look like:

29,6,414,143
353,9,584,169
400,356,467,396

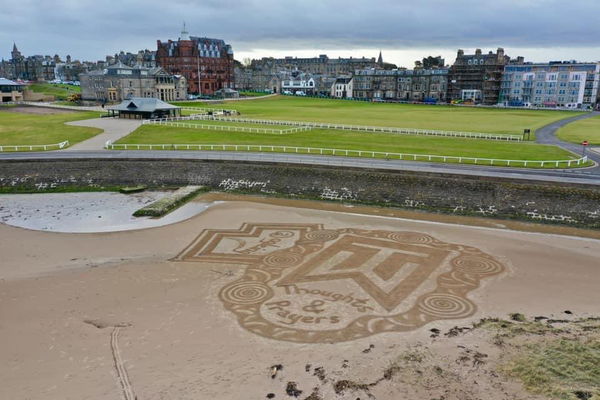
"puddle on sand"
0,192,212,233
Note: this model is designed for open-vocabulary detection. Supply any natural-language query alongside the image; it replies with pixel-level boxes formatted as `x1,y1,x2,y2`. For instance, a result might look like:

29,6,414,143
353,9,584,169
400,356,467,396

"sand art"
177,223,506,343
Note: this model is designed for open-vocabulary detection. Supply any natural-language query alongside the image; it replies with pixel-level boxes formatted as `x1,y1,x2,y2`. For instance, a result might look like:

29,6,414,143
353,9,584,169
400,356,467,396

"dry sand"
0,199,599,399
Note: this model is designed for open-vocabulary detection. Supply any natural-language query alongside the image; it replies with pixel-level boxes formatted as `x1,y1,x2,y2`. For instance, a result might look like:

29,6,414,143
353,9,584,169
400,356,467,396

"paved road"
65,118,141,151
2,149,600,186
535,111,600,172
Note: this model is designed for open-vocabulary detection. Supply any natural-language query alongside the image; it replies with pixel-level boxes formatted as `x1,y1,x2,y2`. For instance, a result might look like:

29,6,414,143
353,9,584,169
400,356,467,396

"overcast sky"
2,0,600,68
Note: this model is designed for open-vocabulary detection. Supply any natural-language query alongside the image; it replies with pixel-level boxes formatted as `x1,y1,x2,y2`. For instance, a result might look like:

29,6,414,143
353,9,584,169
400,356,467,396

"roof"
335,77,352,84
0,77,23,86
106,61,133,70
108,97,180,112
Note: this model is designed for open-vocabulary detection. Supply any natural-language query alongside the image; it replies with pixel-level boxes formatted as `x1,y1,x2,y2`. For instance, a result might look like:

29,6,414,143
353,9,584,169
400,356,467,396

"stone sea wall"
1,158,599,228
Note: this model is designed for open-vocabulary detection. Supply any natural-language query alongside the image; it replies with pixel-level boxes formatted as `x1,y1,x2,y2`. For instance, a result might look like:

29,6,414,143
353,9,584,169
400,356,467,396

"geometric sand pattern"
176,223,506,343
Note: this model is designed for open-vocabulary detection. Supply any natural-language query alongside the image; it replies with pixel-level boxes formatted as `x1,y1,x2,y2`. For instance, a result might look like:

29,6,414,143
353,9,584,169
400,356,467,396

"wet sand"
0,199,599,399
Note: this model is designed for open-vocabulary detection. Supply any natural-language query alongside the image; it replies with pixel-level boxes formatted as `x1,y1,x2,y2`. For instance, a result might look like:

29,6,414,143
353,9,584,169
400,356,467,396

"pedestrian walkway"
65,118,141,151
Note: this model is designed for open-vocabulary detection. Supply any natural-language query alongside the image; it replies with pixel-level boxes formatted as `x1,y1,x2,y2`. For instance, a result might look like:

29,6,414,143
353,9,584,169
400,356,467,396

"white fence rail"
149,114,523,141
142,119,312,134
0,140,69,152
181,107,239,115
104,141,587,168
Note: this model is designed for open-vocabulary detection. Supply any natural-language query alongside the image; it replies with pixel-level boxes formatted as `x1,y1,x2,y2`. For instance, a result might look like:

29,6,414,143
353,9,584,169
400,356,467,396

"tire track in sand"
111,326,136,400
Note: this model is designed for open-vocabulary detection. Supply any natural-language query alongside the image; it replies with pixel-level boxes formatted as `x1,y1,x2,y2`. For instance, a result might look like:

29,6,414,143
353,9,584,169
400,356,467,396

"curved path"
535,111,600,172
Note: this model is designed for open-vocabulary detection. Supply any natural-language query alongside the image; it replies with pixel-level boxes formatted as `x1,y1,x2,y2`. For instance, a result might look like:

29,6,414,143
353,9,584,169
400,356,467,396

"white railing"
142,119,312,134
181,107,239,115
149,114,523,141
0,140,69,152
104,141,588,168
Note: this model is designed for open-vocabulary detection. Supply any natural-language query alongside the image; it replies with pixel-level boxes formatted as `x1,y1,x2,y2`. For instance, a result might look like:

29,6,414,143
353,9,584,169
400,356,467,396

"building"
214,88,239,99
249,54,381,76
352,69,398,99
80,62,187,102
396,68,448,102
107,97,181,119
234,66,280,93
331,77,353,98
281,72,315,94
447,48,522,105
352,68,448,102
499,61,600,109
0,43,97,82
156,25,234,95
0,77,24,103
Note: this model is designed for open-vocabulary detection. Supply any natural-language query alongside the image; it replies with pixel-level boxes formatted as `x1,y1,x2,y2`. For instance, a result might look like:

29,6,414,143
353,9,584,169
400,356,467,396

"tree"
421,56,445,69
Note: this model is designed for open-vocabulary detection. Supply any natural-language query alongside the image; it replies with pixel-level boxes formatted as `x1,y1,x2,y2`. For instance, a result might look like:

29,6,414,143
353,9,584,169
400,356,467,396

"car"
283,90,293,95
295,91,306,96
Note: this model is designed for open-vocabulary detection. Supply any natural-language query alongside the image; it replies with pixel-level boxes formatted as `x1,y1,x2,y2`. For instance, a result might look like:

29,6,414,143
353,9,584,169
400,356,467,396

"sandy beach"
1,199,599,399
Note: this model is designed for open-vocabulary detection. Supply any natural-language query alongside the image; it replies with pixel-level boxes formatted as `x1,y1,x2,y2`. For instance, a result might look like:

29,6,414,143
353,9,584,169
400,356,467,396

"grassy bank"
27,83,81,100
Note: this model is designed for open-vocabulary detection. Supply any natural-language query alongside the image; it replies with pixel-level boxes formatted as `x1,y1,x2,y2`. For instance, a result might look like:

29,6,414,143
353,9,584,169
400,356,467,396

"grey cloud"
1,0,599,60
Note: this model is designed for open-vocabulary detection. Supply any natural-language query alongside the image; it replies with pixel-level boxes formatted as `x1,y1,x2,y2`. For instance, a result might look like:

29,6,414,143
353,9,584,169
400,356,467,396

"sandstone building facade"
80,62,187,102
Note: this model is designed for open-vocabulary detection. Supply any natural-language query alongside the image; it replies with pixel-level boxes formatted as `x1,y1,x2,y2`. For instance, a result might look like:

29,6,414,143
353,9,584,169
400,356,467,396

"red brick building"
156,28,234,95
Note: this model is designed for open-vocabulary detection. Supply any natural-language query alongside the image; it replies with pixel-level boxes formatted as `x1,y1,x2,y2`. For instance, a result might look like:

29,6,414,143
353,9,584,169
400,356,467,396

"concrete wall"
1,158,599,228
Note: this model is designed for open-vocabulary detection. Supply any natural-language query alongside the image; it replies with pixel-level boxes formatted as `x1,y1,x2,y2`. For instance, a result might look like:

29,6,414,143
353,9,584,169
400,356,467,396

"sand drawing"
176,223,506,343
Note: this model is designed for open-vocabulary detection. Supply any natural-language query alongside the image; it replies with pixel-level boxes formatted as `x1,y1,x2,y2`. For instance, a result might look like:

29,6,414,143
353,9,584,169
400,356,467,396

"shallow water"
0,191,211,232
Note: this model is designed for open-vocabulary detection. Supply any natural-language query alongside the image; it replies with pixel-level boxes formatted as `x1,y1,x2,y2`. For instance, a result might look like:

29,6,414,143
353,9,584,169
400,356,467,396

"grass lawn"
557,114,600,145
172,96,584,136
119,125,580,165
0,109,102,148
27,83,81,100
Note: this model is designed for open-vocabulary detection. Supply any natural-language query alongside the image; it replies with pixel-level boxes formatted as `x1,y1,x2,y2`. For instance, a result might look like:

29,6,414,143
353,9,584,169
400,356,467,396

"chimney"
497,47,505,57
457,49,464,57
475,49,482,56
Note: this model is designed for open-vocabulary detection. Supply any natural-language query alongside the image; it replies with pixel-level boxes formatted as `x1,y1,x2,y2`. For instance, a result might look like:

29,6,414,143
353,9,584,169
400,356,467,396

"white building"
500,61,600,109
281,73,315,94
330,77,353,98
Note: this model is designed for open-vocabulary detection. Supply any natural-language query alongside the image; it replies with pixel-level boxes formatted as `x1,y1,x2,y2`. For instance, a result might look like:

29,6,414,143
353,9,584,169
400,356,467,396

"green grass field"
171,119,303,132
0,109,102,149
119,124,579,164
27,83,81,100
557,114,600,145
173,96,584,136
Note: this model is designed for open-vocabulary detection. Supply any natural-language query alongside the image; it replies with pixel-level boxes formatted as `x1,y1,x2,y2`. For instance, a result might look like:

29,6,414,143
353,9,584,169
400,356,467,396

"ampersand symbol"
302,300,326,314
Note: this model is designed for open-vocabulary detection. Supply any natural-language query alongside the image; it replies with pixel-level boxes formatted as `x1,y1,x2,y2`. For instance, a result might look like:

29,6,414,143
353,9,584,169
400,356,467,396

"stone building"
396,68,448,102
352,68,448,101
499,61,600,109
80,62,187,102
447,48,523,105
234,66,280,93
0,43,95,82
156,26,234,95
249,54,381,76
352,69,398,99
